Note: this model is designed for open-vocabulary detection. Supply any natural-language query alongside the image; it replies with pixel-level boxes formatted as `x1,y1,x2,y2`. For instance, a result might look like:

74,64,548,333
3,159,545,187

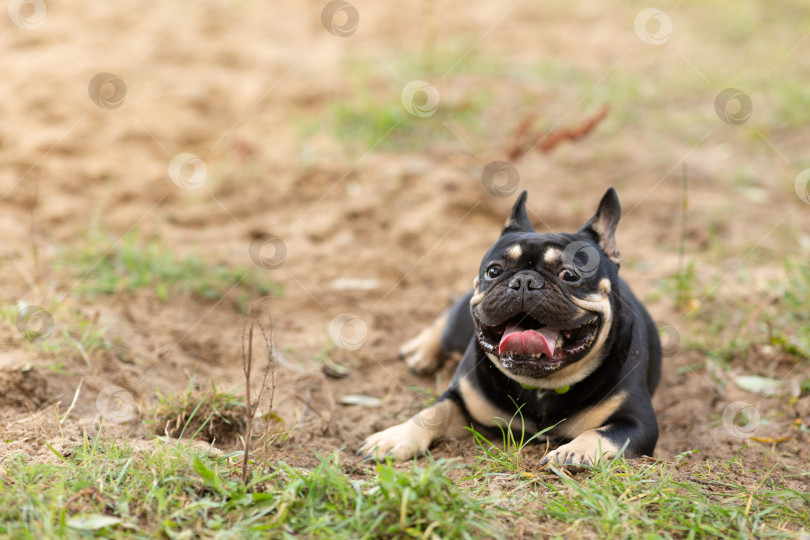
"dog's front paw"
357,420,431,460
540,445,596,467
539,431,619,468
399,322,445,375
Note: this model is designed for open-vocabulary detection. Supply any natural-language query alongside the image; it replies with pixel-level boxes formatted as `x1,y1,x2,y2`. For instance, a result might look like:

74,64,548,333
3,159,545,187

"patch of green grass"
312,45,521,152
63,230,282,306
0,302,17,326
0,436,505,538
684,301,756,366
773,79,810,129
1,427,808,538
676,257,810,368
327,84,489,153
466,406,555,474
459,412,808,537
769,257,810,360
40,316,110,366
537,456,809,538
0,300,110,366
149,379,247,445
671,260,700,312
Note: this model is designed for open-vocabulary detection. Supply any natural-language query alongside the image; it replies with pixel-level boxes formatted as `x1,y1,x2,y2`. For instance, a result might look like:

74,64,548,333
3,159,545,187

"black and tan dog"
359,188,661,466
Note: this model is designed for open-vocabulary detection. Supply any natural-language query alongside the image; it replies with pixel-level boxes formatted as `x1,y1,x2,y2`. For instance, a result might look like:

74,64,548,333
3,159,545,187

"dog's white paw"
400,343,442,374
540,431,619,468
399,316,446,375
359,400,463,460
358,420,431,460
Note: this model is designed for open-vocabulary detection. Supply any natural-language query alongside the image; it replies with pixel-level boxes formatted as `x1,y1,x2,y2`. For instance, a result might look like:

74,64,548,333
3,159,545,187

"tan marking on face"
567,289,609,313
469,287,486,307
553,391,627,440
543,248,563,264
599,278,611,295
543,429,621,466
473,276,480,289
505,244,523,261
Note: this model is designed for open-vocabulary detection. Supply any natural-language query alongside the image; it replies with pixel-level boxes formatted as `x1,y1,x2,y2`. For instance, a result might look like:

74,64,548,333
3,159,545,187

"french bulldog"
359,188,661,466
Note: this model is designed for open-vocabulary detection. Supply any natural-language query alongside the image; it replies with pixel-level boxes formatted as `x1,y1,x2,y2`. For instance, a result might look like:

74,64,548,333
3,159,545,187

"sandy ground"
0,0,808,494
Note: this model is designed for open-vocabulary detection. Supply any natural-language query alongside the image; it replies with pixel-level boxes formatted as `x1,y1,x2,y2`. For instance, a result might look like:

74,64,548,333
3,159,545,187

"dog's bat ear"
502,190,534,235
579,187,621,266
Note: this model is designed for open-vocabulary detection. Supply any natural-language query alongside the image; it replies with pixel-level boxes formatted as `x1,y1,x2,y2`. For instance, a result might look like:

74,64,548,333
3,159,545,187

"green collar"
520,382,571,394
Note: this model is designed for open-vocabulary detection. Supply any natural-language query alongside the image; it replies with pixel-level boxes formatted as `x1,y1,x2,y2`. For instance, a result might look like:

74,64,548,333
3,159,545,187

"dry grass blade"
241,303,278,483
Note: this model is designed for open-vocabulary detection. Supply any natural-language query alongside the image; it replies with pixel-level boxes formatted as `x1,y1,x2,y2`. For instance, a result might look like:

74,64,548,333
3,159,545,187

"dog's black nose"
508,272,544,291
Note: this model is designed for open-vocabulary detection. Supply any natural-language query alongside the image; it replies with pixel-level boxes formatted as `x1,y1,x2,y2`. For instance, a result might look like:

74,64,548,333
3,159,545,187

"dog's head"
471,188,622,389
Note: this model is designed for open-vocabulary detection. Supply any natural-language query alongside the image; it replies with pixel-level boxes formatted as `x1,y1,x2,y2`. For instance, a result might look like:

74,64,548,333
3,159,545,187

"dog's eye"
559,269,580,283
486,265,503,279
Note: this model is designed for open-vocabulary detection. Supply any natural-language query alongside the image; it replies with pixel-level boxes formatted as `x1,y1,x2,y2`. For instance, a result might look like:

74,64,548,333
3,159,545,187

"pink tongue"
499,323,558,357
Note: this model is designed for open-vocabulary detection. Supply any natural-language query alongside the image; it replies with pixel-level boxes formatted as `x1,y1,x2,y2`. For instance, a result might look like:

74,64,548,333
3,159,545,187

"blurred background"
0,0,808,467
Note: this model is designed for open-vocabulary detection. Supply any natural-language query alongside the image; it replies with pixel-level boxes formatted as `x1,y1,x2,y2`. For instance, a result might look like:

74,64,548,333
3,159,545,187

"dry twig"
507,105,609,160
